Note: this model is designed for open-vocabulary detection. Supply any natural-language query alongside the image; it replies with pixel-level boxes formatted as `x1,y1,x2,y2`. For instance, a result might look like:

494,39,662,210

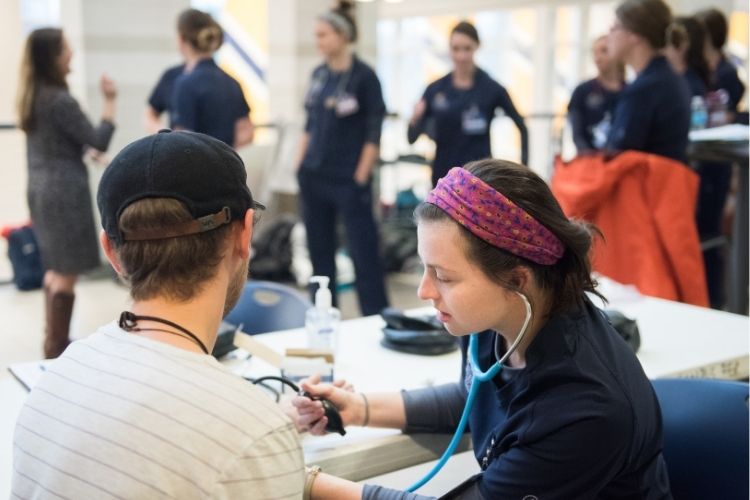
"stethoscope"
406,291,533,492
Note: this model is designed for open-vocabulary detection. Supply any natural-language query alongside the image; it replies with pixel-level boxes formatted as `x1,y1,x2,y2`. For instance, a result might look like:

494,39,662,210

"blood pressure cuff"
380,307,458,356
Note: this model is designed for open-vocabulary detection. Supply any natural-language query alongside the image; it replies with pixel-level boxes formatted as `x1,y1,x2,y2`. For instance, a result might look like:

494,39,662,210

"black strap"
119,311,209,354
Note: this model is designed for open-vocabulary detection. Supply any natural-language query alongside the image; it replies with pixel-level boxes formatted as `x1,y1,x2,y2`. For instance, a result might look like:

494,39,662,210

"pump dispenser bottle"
306,276,341,353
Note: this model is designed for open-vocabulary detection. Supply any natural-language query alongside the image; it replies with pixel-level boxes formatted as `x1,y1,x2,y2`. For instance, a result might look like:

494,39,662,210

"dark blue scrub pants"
298,171,389,315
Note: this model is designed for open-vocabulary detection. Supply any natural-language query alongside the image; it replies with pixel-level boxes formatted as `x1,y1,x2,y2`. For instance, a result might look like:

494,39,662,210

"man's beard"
223,256,249,318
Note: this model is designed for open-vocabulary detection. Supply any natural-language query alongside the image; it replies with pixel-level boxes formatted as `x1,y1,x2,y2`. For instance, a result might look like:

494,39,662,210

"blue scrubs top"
568,78,622,153
408,68,528,184
714,57,746,113
300,55,385,182
607,56,691,164
370,299,671,499
147,64,185,120
171,58,250,146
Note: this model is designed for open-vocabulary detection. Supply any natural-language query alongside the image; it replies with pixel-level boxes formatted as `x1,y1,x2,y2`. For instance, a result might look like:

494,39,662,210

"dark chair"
651,378,749,500
225,280,311,335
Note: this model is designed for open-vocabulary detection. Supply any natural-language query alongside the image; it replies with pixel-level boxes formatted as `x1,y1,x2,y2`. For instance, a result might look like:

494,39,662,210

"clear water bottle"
690,96,708,131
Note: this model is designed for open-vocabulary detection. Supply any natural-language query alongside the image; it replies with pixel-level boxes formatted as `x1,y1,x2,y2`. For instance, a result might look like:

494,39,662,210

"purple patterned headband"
425,167,565,265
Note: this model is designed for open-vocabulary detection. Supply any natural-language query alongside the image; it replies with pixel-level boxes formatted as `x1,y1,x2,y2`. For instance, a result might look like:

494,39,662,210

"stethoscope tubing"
406,292,532,492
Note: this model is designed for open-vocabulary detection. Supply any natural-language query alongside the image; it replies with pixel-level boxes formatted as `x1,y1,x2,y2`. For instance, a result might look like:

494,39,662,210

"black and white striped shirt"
12,323,304,499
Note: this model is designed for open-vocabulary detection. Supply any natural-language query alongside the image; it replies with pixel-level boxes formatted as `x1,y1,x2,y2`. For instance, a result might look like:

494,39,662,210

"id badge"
462,105,487,135
335,94,359,117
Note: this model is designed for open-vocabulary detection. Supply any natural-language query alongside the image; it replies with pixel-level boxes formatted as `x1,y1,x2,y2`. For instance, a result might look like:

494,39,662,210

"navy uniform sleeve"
401,383,467,434
171,78,198,131
606,86,650,153
567,83,592,153
361,67,386,145
148,69,173,113
232,80,251,121
407,85,434,144
717,62,746,112
494,85,529,166
476,407,630,499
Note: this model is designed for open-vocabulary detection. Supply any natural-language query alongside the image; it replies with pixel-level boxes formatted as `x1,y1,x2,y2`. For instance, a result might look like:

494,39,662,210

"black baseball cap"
97,129,264,246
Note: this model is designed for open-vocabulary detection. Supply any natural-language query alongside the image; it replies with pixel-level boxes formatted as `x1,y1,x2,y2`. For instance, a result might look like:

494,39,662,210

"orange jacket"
552,151,708,307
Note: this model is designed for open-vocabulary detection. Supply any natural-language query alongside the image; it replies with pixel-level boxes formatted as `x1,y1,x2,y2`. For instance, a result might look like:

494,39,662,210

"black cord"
119,311,209,354
249,375,301,393
250,381,281,402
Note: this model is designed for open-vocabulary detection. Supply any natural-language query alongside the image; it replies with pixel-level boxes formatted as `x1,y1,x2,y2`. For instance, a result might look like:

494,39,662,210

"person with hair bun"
606,0,691,163
408,20,528,186
296,0,389,316
292,159,670,499
168,9,254,148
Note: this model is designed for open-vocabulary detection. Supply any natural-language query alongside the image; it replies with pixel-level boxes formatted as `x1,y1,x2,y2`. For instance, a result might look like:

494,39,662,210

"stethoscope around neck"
406,291,533,492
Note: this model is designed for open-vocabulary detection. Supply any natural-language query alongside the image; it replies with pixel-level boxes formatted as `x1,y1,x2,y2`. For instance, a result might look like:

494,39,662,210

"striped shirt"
12,322,305,499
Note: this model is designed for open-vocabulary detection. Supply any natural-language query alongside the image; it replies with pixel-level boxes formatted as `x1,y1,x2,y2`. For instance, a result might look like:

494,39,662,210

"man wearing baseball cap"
12,130,304,498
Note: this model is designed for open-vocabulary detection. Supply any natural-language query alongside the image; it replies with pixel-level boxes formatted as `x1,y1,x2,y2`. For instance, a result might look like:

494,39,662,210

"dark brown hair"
696,8,728,50
451,20,480,45
115,198,236,302
616,0,672,49
668,16,710,86
16,28,68,132
414,159,604,314
177,9,223,53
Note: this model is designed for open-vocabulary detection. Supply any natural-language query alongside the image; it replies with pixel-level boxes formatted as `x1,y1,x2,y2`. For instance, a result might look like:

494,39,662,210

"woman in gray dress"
16,28,117,358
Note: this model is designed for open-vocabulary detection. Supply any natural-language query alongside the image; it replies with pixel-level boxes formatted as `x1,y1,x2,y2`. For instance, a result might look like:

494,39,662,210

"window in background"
19,0,60,33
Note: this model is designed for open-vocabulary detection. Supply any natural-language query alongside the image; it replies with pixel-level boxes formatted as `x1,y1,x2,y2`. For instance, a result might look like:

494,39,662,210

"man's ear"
236,209,254,259
100,230,123,275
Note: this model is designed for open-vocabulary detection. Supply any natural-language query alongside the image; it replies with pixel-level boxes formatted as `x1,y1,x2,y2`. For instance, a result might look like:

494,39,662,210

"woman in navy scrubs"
697,8,746,122
169,9,254,148
567,35,624,154
408,21,528,186
292,160,670,499
296,0,389,316
606,0,691,164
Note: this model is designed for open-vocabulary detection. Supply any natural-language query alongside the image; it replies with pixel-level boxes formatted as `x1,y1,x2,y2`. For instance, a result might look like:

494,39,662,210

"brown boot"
44,291,75,358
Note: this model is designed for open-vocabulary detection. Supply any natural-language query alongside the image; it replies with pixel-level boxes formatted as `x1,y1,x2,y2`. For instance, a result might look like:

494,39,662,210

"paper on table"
7,360,55,392
689,124,749,142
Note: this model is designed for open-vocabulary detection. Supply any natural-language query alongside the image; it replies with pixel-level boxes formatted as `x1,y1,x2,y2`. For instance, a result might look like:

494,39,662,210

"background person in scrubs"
567,35,624,155
605,0,691,164
170,9,254,149
408,21,528,186
296,0,389,316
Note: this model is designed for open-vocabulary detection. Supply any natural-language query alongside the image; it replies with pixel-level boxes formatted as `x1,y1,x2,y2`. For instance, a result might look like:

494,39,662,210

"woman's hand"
100,74,117,101
291,374,364,435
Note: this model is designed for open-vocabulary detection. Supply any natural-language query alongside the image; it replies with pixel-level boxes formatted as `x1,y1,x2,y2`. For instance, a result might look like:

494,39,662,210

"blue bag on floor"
6,225,44,290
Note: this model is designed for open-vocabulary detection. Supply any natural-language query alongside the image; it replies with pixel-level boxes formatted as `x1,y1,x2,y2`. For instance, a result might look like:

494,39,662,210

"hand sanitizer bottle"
306,276,341,353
